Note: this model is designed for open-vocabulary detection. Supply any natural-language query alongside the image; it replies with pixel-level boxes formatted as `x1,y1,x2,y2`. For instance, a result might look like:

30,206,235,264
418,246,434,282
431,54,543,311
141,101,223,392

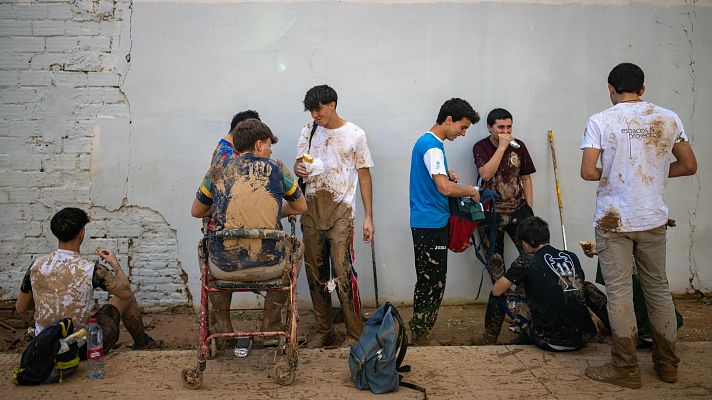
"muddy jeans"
208,237,302,334
596,225,679,370
409,226,449,339
479,204,534,340
302,219,364,339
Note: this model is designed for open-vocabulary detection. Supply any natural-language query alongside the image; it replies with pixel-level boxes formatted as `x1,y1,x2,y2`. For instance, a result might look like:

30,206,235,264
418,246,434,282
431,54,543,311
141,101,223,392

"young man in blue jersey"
408,98,481,345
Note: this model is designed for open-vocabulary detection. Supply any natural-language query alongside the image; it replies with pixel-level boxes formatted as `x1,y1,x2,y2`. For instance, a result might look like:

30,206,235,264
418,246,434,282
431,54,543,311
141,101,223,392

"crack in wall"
682,0,697,120
687,175,702,294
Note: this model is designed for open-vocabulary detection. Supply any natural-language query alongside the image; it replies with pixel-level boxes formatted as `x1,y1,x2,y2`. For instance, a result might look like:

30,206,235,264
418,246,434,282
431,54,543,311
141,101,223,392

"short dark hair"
232,119,279,153
608,63,644,94
486,108,513,126
229,110,260,132
303,85,338,112
50,207,90,242
516,216,550,248
435,98,480,125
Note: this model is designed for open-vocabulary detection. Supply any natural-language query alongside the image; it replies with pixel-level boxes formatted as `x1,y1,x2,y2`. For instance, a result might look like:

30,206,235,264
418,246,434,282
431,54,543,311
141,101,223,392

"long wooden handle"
548,129,567,250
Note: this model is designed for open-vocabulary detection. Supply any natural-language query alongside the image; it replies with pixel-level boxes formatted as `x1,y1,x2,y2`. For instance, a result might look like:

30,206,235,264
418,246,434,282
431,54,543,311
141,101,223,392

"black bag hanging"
297,121,318,193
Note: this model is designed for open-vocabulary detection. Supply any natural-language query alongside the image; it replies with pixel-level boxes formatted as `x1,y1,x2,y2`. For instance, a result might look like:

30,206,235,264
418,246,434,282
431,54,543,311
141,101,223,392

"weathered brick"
0,52,31,69
10,4,49,20
0,104,28,120
5,153,42,171
8,188,40,204
108,224,143,237
61,137,91,152
74,87,122,104
65,21,99,36
0,71,19,86
0,37,45,52
42,153,77,171
29,52,67,70
64,52,102,71
46,4,73,20
0,88,46,104
24,221,42,237
52,70,88,86
78,153,90,170
45,36,78,52
32,20,65,36
0,21,33,36
98,20,120,36
19,70,53,86
86,72,119,86
0,191,9,203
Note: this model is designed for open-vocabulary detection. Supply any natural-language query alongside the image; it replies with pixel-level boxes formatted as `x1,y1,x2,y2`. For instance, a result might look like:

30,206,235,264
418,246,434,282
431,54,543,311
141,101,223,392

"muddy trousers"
409,226,449,339
479,205,534,340
303,220,364,340
596,225,679,370
493,295,582,352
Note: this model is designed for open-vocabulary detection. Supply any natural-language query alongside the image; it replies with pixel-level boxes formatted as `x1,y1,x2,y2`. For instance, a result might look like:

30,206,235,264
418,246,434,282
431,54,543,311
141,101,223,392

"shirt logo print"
544,252,578,292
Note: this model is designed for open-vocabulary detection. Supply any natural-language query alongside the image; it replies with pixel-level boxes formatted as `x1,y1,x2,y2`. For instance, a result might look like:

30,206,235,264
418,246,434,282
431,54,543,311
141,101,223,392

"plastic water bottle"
86,318,105,379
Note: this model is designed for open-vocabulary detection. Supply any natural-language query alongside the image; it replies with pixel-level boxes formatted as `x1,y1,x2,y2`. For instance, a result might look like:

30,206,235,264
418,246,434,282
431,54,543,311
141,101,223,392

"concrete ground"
4,342,712,399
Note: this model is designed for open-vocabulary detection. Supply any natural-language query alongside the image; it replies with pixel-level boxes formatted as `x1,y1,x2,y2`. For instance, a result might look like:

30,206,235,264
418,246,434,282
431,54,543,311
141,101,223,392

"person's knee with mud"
15,208,161,355
491,216,597,352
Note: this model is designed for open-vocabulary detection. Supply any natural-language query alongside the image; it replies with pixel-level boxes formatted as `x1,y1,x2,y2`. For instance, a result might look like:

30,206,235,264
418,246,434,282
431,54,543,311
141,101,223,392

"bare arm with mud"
492,276,514,296
433,174,481,202
477,135,510,181
98,248,132,300
668,141,697,178
191,197,211,218
358,168,374,242
580,148,602,181
522,174,533,207
282,195,307,216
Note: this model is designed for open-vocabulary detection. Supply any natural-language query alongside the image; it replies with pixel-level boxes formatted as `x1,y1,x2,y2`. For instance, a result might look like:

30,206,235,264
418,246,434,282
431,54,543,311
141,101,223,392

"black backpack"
13,318,80,385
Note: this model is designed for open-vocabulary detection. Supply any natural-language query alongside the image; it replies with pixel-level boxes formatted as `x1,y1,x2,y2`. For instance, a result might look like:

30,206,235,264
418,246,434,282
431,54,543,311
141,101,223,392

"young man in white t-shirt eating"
580,63,697,388
293,85,374,348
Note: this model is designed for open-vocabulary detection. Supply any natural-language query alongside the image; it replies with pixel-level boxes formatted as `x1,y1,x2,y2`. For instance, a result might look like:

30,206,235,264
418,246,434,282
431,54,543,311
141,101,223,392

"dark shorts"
79,304,121,359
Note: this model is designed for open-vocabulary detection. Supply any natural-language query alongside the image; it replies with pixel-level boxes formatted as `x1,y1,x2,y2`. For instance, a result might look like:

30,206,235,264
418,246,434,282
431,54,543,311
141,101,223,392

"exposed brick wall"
0,0,191,309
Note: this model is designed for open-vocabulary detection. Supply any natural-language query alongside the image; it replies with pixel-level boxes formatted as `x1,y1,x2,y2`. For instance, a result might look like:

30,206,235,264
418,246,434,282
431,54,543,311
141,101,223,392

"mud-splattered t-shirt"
295,121,373,230
473,137,536,214
505,245,596,347
209,153,302,271
581,102,688,232
20,249,115,334
196,138,239,207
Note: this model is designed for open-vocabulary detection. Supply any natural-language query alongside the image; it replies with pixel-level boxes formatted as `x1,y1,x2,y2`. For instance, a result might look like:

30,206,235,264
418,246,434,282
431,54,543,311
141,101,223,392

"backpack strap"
399,375,428,399
387,303,409,372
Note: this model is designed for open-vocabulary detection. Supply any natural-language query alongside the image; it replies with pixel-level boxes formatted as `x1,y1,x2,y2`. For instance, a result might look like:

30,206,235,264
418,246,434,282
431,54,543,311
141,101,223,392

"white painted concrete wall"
2,0,711,309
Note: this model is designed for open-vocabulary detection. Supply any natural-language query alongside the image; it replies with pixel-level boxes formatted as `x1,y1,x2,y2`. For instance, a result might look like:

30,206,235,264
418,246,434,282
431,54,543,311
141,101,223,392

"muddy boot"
470,332,497,346
654,363,678,383
305,330,336,349
585,362,641,389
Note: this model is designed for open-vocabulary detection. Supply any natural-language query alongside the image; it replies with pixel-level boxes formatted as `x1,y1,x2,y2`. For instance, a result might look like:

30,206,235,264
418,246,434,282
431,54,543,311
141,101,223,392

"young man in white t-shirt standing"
580,63,697,388
294,85,374,348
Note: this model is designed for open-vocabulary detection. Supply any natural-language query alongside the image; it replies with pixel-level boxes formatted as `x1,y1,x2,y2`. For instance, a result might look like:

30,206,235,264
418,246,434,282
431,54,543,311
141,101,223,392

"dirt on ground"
2,294,711,353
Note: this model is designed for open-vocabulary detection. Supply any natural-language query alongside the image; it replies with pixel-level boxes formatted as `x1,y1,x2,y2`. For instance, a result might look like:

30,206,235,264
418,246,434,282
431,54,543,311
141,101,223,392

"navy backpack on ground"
349,302,427,398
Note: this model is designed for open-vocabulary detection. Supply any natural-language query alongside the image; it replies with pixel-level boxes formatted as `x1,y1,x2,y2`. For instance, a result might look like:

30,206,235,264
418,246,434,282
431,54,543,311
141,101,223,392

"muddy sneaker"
132,335,164,350
470,332,497,346
304,331,336,349
654,364,678,383
510,333,532,345
585,362,641,389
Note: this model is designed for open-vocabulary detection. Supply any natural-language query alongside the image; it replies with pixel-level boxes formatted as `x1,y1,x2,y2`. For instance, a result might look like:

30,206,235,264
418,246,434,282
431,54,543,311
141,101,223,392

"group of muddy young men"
16,62,697,390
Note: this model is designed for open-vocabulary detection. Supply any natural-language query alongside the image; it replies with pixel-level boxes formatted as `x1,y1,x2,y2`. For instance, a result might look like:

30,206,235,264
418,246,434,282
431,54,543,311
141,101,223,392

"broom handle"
548,130,567,250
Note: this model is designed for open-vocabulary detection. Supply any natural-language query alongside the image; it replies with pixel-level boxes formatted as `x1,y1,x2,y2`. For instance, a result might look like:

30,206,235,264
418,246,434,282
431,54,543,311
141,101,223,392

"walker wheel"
273,361,296,386
181,367,203,389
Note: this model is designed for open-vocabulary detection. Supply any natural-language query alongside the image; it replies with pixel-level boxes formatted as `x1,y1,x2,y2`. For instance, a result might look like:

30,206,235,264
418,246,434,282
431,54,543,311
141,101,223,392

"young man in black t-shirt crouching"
491,216,599,351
